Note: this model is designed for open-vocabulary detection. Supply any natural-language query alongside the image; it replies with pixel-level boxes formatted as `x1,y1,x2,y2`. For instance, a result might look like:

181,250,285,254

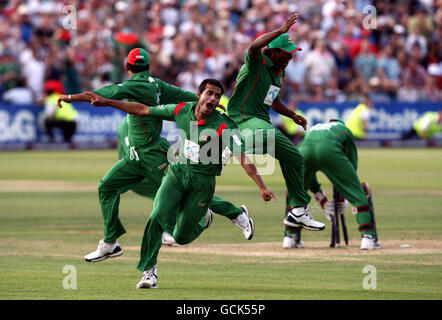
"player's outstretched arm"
237,152,276,203
85,91,151,117
57,93,95,108
248,13,299,58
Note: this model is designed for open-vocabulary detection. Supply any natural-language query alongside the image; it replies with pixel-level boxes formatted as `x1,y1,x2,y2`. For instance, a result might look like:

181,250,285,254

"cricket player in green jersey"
88,79,276,288
227,13,325,237
294,119,380,250
57,49,254,262
116,116,255,247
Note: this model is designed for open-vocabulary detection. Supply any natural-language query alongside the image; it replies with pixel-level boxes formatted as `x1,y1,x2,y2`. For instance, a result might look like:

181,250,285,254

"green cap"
268,33,301,53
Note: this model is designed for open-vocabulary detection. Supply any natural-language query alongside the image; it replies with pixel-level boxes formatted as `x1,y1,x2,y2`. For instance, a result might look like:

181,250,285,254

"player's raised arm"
85,91,151,117
248,13,299,58
236,152,276,203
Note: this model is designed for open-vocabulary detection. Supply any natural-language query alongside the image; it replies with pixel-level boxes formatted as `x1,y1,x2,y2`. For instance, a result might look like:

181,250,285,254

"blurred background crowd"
0,0,441,106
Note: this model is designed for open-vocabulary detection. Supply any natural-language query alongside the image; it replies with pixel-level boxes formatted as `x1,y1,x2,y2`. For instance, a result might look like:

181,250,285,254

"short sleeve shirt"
149,102,244,176
227,51,285,124
93,71,197,148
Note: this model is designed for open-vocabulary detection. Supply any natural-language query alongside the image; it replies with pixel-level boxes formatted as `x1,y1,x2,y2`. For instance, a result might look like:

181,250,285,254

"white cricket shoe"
232,205,255,240
284,207,325,231
161,232,188,247
204,208,214,229
136,266,158,289
360,234,381,250
84,239,123,262
282,235,305,249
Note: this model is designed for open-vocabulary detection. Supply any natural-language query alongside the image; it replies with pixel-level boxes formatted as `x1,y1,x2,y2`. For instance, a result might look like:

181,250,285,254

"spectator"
0,51,21,94
42,80,78,143
2,77,33,105
18,39,45,102
354,38,378,82
420,74,441,102
377,44,400,95
284,52,307,99
401,57,428,89
407,6,434,41
331,43,353,89
325,77,347,102
397,78,421,102
368,77,391,103
304,37,336,93
405,25,427,58
0,1,439,104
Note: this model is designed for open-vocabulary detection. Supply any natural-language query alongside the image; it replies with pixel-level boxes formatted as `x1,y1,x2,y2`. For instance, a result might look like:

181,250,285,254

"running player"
57,49,254,262
87,79,276,288
116,116,255,247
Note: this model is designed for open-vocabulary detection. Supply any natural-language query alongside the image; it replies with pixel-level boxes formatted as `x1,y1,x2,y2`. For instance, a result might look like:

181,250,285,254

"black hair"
126,63,149,73
198,78,224,95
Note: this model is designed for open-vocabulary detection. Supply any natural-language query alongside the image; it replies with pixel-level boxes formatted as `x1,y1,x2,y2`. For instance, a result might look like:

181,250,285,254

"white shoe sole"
85,249,124,262
239,205,255,240
361,245,381,250
284,217,325,231
136,282,157,289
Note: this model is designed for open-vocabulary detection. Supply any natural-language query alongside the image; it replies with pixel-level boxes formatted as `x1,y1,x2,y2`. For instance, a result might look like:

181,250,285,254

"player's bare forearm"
248,13,299,58
57,93,93,108
238,153,276,202
107,100,150,116
99,100,150,116
271,98,295,118
271,98,307,130
85,91,150,116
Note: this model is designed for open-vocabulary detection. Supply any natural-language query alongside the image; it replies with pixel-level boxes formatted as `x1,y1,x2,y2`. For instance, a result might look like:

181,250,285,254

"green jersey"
93,70,197,148
149,102,244,176
227,51,284,124
303,121,358,169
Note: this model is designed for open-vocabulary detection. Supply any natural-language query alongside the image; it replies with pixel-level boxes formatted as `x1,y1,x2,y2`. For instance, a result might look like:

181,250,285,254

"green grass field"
0,148,441,300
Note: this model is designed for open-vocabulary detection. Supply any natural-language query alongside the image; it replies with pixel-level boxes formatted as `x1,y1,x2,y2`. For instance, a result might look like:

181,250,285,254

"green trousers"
137,163,215,271
298,139,375,237
99,139,241,243
238,118,311,207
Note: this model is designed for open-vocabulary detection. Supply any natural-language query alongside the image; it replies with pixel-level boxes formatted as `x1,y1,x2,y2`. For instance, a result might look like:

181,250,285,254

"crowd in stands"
0,0,441,106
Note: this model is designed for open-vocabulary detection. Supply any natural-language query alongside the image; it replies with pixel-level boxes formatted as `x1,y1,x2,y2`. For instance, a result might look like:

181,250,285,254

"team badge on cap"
268,33,301,53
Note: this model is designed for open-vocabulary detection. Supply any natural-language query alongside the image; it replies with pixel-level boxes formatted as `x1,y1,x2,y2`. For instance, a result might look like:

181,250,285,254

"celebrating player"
227,13,325,240
87,78,276,288
57,48,255,262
